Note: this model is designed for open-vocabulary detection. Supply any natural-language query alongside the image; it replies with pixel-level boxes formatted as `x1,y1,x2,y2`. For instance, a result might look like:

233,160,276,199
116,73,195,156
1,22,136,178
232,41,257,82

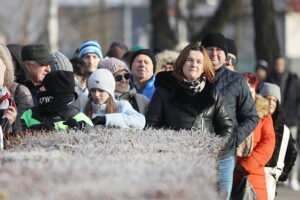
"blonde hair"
0,44,15,88
173,42,215,83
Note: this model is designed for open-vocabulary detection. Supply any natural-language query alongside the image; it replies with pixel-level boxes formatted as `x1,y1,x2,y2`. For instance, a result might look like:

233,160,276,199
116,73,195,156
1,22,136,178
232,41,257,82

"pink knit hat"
98,57,129,74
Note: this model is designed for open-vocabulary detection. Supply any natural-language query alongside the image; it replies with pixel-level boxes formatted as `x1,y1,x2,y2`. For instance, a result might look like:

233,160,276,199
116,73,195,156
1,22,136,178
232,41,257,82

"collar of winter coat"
255,95,269,119
155,71,215,113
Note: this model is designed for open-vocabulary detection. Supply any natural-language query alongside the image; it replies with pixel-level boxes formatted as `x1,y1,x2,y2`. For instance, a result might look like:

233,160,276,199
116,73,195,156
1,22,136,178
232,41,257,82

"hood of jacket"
255,95,269,119
155,71,216,114
0,44,15,88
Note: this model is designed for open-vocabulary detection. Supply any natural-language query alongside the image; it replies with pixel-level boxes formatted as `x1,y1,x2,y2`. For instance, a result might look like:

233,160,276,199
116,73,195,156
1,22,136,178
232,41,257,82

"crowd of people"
0,32,299,200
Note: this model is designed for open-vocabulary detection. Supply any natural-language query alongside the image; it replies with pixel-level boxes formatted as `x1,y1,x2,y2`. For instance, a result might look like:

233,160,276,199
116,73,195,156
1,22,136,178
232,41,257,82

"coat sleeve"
145,87,164,128
213,90,233,146
235,77,259,146
239,115,276,172
105,101,145,129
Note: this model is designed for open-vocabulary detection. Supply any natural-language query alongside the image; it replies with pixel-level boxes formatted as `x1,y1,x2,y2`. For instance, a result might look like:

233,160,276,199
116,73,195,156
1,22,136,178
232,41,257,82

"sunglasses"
226,56,238,66
114,73,131,82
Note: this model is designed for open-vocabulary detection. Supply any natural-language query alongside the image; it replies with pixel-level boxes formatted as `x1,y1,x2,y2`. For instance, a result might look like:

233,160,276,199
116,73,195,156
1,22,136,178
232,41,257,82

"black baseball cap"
21,44,56,65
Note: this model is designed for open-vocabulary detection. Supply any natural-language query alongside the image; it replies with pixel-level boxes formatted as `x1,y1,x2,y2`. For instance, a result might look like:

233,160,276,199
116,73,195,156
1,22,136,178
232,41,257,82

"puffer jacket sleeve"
105,101,145,129
213,90,233,144
235,78,259,146
145,87,164,128
239,114,276,172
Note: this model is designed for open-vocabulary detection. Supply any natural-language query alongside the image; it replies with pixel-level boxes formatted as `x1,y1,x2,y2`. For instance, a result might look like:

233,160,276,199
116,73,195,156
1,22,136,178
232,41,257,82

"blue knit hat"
78,40,103,59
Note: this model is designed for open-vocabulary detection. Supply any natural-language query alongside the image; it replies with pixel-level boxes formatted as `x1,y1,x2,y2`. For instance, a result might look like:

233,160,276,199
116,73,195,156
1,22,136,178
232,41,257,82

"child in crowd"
84,69,145,129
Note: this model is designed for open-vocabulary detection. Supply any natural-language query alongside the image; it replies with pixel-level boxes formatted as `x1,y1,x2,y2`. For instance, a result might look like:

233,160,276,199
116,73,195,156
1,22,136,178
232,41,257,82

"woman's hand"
3,106,17,125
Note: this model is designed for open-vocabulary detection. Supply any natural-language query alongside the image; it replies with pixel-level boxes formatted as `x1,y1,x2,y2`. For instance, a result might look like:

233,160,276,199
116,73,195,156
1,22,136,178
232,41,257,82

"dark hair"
173,42,215,83
70,57,88,76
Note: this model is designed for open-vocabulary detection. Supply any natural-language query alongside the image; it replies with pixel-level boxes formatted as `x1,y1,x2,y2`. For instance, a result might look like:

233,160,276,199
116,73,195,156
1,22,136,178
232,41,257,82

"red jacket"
237,95,275,200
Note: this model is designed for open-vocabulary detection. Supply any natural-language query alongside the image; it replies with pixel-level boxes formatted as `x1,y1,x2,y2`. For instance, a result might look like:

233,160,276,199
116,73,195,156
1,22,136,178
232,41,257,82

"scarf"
0,87,16,110
91,102,107,118
178,76,207,95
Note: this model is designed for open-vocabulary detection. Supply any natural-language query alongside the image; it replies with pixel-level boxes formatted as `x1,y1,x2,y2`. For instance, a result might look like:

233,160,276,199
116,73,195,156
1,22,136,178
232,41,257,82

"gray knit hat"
88,69,115,100
98,57,129,74
260,82,281,104
51,51,73,72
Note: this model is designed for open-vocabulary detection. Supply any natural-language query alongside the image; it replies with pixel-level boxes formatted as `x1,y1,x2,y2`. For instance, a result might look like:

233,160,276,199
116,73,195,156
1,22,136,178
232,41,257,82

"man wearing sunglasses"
202,32,259,200
225,38,238,71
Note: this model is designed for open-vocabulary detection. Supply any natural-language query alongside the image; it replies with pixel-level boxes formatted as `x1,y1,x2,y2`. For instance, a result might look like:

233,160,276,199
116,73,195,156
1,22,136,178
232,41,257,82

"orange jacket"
237,96,276,200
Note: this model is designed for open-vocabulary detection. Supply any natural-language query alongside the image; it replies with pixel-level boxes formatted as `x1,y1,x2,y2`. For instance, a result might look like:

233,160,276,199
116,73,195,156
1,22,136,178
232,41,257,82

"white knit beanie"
98,57,129,74
88,69,115,100
260,82,281,104
51,51,73,72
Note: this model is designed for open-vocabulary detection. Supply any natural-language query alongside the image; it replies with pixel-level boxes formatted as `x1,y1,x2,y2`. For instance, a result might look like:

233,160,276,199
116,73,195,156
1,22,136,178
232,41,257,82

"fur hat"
260,82,281,104
51,51,73,72
0,44,15,88
88,69,115,100
78,40,103,59
130,49,156,73
155,50,179,74
98,57,129,74
201,32,228,55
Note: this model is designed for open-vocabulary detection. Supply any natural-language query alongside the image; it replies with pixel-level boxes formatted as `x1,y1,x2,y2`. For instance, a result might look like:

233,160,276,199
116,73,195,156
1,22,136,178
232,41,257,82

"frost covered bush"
0,128,225,200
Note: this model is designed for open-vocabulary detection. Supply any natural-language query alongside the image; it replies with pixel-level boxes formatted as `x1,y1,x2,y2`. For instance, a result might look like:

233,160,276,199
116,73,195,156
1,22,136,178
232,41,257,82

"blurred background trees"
0,0,299,73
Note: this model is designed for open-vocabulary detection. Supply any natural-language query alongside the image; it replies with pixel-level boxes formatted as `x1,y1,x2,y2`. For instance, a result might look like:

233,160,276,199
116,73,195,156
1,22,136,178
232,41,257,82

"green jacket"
21,108,93,131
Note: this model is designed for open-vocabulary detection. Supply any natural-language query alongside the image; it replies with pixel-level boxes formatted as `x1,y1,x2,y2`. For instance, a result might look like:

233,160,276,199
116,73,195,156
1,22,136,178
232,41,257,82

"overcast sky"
57,0,148,6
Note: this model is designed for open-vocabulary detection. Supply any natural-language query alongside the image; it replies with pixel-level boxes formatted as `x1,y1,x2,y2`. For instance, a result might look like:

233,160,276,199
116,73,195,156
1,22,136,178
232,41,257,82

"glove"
278,171,288,182
92,116,106,125
29,122,55,131
63,119,86,130
0,117,13,133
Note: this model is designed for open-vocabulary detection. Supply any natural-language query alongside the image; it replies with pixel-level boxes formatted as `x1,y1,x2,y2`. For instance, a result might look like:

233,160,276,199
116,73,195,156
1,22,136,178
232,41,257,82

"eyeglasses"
114,73,131,82
226,56,238,66
206,47,224,54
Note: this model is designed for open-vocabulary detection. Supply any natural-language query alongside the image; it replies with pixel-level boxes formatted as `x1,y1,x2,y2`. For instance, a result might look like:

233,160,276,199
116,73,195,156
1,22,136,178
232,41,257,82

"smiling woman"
146,42,233,144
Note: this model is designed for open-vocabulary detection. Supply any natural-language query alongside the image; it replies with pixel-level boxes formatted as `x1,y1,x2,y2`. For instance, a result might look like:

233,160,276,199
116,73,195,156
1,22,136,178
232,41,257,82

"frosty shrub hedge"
0,128,225,200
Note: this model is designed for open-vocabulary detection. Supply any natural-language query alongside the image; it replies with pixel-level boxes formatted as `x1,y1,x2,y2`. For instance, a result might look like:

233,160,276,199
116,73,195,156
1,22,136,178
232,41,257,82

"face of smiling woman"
182,50,204,82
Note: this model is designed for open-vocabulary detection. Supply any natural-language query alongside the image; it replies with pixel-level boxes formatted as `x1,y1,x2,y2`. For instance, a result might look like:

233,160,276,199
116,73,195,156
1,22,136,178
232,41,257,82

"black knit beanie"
226,38,237,57
201,32,228,55
42,71,75,95
129,49,157,73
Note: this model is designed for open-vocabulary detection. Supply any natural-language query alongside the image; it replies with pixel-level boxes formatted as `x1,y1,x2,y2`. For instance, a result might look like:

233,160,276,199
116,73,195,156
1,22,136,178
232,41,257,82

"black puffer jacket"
215,66,259,158
146,71,233,141
265,105,298,181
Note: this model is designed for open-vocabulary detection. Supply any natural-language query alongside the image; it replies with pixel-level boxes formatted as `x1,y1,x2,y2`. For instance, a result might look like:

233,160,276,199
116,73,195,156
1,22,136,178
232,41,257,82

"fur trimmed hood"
155,50,179,74
0,44,15,88
255,95,269,119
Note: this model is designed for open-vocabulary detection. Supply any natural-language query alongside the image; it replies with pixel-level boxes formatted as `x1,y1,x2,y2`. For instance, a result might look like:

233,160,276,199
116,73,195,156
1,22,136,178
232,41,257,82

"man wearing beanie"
202,32,259,199
130,49,156,100
21,71,93,131
78,40,103,74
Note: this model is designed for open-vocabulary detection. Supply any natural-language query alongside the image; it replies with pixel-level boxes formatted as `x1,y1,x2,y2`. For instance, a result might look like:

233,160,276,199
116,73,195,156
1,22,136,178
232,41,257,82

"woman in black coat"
146,43,233,142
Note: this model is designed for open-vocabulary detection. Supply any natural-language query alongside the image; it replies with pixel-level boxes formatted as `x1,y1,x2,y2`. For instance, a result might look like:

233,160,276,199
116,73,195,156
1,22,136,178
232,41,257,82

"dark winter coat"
265,104,298,182
215,66,259,158
268,71,300,127
24,80,41,107
146,71,233,143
